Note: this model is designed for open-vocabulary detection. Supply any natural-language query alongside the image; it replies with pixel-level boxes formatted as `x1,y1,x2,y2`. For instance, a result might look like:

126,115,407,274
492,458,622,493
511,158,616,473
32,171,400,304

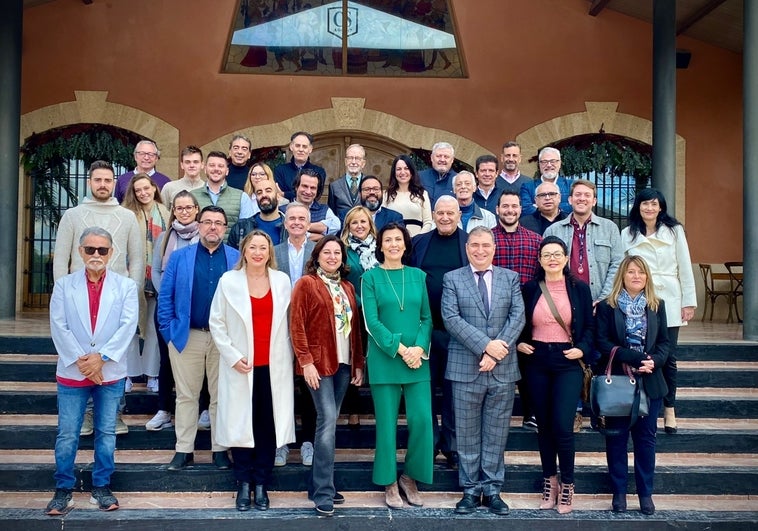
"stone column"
744,0,756,339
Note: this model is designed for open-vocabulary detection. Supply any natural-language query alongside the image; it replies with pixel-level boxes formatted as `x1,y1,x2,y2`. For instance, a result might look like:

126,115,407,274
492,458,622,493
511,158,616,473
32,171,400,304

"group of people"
45,133,697,519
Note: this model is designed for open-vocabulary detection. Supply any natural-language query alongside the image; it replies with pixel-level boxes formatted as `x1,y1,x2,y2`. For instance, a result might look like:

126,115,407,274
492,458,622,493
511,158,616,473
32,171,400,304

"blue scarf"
618,289,647,353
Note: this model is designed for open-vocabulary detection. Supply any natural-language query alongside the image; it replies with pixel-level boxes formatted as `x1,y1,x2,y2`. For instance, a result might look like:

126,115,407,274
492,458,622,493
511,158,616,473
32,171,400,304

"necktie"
349,177,358,197
476,270,489,317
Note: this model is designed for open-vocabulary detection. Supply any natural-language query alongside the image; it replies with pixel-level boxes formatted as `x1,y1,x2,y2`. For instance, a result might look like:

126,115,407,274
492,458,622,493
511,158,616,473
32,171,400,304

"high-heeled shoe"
539,475,558,509
385,481,403,509
557,483,574,514
612,492,627,513
664,407,678,434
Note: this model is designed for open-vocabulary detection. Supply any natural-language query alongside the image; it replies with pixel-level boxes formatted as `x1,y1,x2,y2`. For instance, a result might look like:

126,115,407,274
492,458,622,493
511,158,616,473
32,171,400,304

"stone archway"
201,97,491,169
17,91,179,312
515,101,687,221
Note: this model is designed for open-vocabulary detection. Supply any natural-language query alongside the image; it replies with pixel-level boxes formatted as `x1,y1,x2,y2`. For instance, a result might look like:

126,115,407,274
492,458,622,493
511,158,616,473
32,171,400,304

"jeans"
308,363,351,506
605,398,663,497
54,379,125,489
524,341,583,485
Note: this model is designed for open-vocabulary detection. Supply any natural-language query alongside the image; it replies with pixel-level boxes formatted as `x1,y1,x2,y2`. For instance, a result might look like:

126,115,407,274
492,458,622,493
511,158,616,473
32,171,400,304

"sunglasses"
82,246,110,256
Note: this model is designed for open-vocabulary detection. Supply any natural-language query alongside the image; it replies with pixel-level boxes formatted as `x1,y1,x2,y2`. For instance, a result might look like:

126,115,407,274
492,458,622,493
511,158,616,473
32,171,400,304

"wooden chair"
699,264,735,322
724,261,744,323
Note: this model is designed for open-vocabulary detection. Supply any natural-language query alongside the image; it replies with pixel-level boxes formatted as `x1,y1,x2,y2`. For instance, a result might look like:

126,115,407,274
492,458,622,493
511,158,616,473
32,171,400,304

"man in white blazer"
46,227,138,516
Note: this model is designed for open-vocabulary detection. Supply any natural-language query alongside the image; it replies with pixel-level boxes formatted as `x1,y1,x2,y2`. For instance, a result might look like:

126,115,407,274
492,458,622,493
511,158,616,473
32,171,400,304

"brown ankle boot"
385,481,403,509
557,483,575,514
398,474,423,506
539,475,558,509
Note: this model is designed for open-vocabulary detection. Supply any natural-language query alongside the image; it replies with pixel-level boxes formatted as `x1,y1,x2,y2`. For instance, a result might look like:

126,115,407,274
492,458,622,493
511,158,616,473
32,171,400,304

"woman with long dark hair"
517,235,594,514
383,155,432,237
621,188,696,434
290,235,364,516
596,255,670,515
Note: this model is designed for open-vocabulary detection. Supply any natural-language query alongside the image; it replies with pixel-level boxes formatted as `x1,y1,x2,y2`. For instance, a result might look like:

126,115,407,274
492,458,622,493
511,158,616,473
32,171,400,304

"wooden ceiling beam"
677,0,727,35
588,0,612,17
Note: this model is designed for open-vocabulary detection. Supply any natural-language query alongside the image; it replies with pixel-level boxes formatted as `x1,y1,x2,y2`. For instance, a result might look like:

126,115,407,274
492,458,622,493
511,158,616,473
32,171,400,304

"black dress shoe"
442,451,459,470
612,493,627,513
167,452,194,471
454,493,480,514
212,451,232,470
236,482,251,511
639,496,655,515
254,485,269,511
482,494,510,515
333,492,345,505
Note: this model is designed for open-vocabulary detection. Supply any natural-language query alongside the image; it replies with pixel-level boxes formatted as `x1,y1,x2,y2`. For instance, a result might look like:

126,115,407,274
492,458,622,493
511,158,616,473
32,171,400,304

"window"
224,0,464,77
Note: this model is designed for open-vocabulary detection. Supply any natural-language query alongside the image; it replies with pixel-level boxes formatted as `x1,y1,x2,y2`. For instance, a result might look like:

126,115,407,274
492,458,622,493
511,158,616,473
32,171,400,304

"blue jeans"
308,363,351,507
54,379,125,489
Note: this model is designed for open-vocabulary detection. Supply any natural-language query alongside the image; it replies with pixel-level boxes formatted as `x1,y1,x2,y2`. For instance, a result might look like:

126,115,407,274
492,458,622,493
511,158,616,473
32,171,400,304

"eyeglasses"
540,251,565,260
249,171,267,178
345,156,364,161
200,220,227,227
539,159,559,165
135,151,158,158
173,205,196,213
82,246,110,256
536,192,559,199
361,187,381,193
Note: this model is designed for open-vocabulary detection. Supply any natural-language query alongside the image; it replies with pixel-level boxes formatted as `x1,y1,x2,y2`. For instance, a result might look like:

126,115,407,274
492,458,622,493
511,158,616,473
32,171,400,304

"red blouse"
251,290,273,367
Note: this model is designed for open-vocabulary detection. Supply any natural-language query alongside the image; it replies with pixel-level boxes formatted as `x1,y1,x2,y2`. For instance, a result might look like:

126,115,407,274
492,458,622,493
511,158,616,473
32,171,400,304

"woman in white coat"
209,230,295,512
621,188,696,435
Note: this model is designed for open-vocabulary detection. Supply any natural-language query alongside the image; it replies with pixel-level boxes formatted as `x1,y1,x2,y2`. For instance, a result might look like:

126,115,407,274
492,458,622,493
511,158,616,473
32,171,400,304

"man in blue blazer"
418,141,458,204
442,226,525,515
47,227,138,515
520,147,572,216
158,205,239,471
358,175,404,231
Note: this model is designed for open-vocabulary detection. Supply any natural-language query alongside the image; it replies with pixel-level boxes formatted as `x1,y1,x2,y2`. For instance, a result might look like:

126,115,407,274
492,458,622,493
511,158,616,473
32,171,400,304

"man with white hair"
419,141,459,204
453,171,496,233
519,147,572,215
115,140,171,203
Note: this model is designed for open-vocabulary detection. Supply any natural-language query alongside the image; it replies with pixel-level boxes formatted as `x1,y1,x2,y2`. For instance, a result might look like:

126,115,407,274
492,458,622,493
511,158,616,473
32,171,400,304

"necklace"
383,266,405,311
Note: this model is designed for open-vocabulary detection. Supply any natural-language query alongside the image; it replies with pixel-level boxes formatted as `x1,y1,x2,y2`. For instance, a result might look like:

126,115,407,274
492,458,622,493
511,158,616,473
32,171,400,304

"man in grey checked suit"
441,226,525,515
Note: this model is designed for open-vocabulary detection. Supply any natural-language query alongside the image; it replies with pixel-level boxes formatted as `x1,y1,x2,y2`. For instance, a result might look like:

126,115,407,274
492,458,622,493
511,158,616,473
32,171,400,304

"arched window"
20,124,142,309
530,133,652,228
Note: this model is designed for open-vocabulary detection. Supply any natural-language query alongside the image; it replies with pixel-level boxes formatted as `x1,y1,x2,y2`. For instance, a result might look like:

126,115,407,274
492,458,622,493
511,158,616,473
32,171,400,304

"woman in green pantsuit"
361,222,433,509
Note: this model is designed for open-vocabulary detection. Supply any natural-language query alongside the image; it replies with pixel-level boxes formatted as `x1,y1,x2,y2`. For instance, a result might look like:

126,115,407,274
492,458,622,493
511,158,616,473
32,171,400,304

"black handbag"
590,346,649,426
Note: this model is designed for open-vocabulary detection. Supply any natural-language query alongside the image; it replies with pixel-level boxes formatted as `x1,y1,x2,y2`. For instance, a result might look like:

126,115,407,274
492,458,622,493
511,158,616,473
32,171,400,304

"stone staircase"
0,335,756,530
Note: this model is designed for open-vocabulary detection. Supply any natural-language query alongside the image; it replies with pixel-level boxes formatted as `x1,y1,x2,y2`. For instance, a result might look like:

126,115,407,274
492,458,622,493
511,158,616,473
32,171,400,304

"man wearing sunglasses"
46,227,138,515
519,147,572,216
53,160,144,437
115,140,171,203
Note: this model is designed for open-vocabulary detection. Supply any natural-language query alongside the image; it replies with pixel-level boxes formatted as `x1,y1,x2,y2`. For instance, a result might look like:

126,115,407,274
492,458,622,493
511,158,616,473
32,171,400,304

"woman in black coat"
595,255,669,516
517,236,595,514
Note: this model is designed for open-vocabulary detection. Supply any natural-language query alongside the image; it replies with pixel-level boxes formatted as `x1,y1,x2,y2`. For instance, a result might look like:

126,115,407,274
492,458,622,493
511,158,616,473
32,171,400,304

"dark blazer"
519,277,595,359
274,240,316,283
442,266,525,383
410,228,468,267
373,207,405,231
327,175,362,222
595,300,670,400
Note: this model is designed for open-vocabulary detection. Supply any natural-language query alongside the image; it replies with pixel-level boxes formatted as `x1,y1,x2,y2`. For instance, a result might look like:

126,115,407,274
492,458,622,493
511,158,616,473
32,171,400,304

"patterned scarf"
348,234,378,272
162,219,200,270
316,266,352,337
143,204,167,293
618,289,648,353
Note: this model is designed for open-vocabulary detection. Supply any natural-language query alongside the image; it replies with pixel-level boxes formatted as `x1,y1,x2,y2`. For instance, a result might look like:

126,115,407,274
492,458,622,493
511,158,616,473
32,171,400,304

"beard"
541,171,558,181
362,196,382,212
258,198,278,214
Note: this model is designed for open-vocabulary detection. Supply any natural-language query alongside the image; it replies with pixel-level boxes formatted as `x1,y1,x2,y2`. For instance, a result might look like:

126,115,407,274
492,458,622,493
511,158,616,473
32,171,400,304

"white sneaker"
146,377,159,393
145,410,173,431
301,441,314,466
198,410,211,430
274,445,289,467
124,377,133,393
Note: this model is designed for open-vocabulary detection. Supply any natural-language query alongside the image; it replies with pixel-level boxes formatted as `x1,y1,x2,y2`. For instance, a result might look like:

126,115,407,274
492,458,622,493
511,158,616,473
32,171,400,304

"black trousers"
524,341,583,485
231,366,276,485
663,327,679,408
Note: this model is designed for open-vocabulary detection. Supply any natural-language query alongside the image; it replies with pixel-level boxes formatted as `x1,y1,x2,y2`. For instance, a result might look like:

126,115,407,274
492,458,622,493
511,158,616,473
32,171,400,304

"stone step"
0,460,755,495
3,355,756,387
3,382,756,417
1,415,756,453
1,493,756,531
